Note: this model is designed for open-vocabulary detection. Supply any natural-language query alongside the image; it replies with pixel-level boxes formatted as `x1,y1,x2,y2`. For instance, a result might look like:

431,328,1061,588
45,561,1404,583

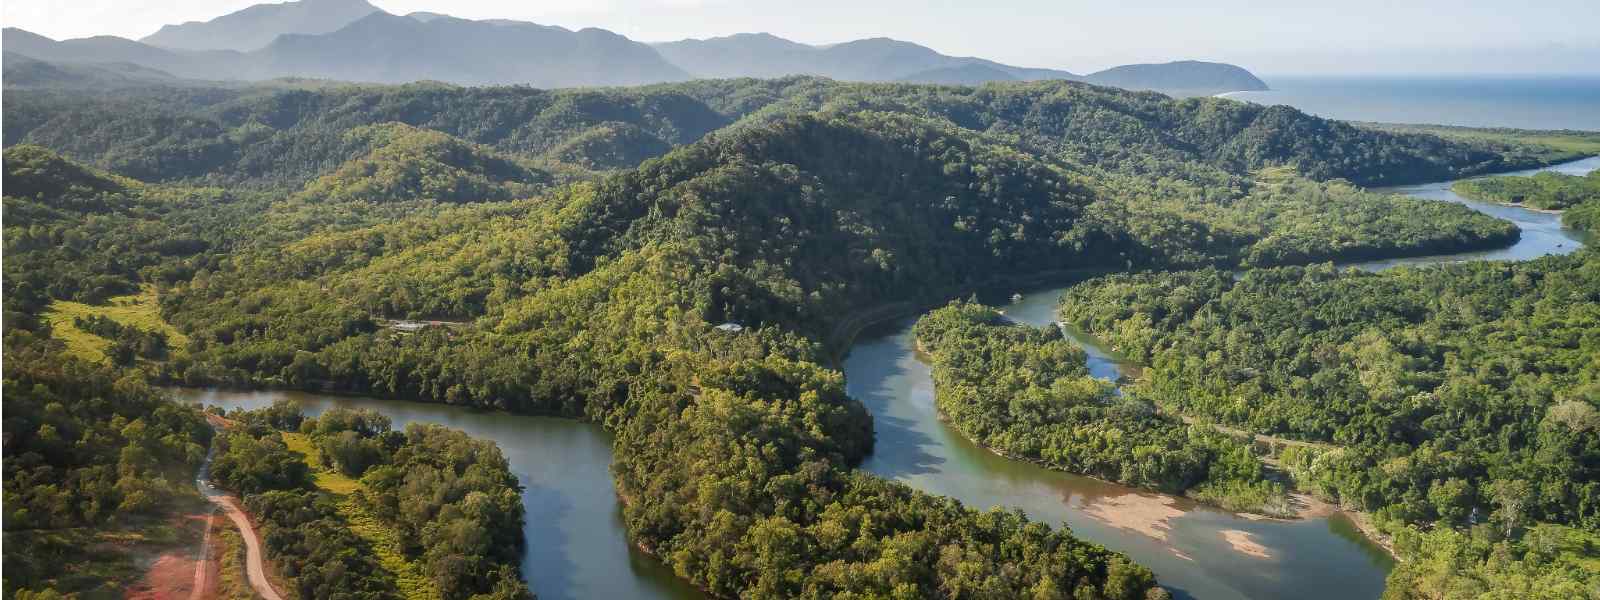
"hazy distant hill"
896,63,1020,85
3,52,180,89
141,0,380,52
6,13,690,88
253,12,690,86
1085,61,1269,95
649,33,820,79
2,27,232,77
653,33,1080,82
651,34,1266,95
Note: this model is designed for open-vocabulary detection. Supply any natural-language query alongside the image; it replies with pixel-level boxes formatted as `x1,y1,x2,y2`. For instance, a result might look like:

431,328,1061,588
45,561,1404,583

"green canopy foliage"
1058,253,1600,594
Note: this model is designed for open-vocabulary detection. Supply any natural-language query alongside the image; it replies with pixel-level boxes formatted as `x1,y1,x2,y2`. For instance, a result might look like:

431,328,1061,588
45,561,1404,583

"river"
176,156,1595,600
1346,156,1595,270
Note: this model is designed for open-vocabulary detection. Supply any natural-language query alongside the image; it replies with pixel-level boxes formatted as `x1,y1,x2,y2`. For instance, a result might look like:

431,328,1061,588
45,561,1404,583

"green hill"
296,123,549,204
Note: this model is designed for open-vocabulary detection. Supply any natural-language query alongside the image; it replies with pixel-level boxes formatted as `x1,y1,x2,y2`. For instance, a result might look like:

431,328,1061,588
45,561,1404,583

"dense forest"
1,144,265,323
2,338,212,596
1453,170,1600,209
1566,200,1600,234
4,75,1594,599
209,402,531,599
914,302,1288,513
1057,254,1600,597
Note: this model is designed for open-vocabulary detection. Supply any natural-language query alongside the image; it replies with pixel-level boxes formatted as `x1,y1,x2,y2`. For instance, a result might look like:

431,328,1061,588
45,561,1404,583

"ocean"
1222,75,1600,131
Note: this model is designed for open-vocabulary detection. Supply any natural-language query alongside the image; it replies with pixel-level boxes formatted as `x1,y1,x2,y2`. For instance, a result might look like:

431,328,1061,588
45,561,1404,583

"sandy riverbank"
1080,493,1187,542
1220,530,1272,559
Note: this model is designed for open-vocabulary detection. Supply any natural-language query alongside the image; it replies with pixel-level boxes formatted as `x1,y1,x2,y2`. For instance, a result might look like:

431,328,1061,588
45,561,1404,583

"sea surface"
1222,76,1600,131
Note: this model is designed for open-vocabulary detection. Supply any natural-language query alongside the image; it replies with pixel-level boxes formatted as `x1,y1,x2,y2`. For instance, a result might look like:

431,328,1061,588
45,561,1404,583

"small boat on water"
1011,293,1023,302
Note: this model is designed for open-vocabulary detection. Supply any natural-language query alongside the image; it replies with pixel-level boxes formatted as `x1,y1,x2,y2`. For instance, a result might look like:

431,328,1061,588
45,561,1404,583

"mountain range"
3,0,1268,95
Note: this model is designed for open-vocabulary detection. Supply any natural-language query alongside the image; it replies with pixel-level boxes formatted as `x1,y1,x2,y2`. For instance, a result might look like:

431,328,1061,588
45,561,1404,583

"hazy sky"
5,0,1598,75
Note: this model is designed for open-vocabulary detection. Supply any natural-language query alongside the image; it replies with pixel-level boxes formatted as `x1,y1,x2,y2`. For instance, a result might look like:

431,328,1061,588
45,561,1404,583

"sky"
5,0,1598,75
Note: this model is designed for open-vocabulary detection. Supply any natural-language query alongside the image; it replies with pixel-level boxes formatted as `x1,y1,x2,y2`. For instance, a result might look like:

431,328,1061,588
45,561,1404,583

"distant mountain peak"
253,12,688,87
140,0,380,52
405,11,451,23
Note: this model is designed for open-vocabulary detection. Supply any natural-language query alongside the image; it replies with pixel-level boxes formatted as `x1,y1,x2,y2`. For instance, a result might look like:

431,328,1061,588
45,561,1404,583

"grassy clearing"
281,432,361,495
1361,123,1600,161
42,285,188,364
280,432,441,600
339,498,441,600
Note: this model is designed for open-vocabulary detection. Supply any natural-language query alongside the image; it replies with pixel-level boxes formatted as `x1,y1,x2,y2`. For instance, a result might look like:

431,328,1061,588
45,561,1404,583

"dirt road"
197,416,285,600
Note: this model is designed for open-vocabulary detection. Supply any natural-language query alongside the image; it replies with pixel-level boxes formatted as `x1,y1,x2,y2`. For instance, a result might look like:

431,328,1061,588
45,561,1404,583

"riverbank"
848,317,1400,599
1343,511,1399,559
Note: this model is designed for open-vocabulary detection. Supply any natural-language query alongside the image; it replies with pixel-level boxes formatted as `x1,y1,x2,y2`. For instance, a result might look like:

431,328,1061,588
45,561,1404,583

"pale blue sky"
5,0,1598,75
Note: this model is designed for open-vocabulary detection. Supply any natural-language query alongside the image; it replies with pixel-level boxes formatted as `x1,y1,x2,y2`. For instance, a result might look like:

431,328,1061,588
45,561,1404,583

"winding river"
177,156,1595,600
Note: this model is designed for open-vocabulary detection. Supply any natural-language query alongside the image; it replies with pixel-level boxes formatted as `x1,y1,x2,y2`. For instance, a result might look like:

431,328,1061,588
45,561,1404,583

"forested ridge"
4,77,1556,190
2,76,1587,599
1057,254,1600,597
